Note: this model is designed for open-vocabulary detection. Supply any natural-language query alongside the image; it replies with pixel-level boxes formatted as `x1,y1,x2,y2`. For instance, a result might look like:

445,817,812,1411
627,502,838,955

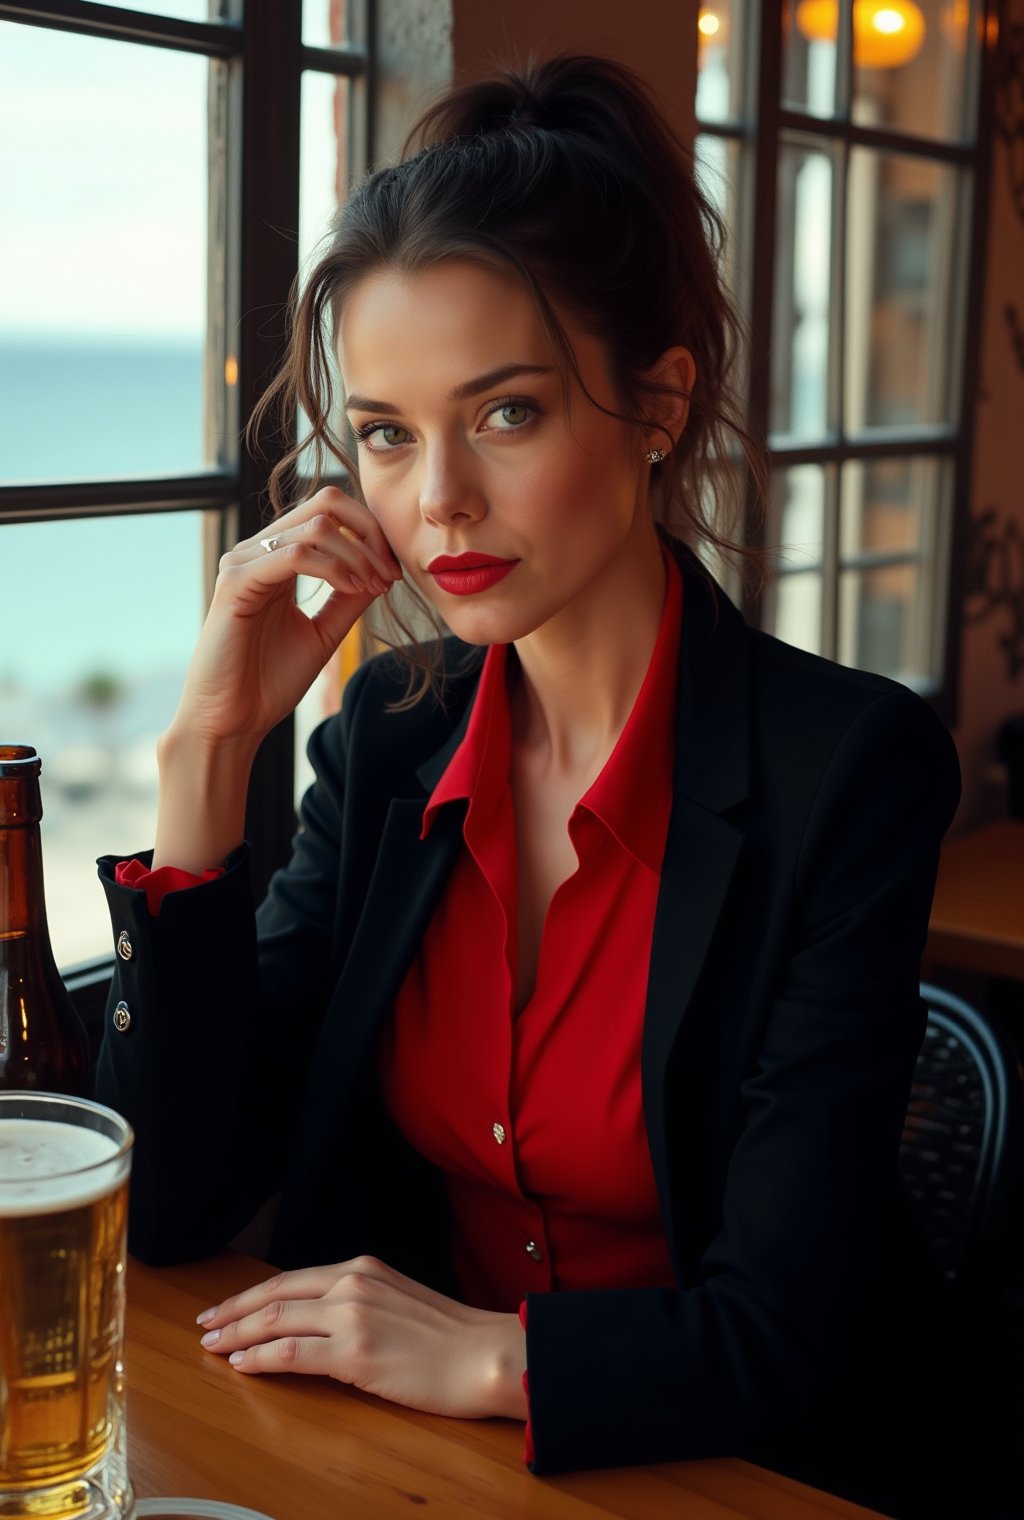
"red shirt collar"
422,548,683,871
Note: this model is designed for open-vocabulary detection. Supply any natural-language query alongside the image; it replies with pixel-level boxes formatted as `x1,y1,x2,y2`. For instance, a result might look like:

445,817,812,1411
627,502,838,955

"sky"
1,6,337,339
2,20,208,337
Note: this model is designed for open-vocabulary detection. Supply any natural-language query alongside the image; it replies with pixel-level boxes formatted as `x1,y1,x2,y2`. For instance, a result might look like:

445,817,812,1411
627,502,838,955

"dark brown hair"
248,53,767,700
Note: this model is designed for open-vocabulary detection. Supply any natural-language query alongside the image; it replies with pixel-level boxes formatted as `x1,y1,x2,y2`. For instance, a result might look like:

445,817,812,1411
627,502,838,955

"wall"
951,0,1024,828
451,0,695,145
374,0,695,169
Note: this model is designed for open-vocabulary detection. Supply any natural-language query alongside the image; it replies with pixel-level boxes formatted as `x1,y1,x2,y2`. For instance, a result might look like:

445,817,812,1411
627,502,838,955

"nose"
417,440,486,527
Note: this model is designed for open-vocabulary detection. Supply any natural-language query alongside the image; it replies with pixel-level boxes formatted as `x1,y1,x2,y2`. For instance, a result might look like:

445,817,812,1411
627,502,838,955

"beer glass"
0,1093,133,1519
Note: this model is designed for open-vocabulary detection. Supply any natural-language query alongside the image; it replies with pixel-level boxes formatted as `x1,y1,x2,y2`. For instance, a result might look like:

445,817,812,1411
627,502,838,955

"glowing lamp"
795,0,927,67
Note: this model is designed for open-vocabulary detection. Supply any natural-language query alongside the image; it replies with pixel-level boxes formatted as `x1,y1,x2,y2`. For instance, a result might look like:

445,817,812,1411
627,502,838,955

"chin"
439,602,544,647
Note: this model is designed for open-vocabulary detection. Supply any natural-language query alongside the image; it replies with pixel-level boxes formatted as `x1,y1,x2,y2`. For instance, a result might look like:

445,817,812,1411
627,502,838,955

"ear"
641,346,696,451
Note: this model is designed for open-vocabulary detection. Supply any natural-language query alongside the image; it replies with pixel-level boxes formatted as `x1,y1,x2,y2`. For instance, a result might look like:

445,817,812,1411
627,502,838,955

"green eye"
356,422,412,450
487,400,536,430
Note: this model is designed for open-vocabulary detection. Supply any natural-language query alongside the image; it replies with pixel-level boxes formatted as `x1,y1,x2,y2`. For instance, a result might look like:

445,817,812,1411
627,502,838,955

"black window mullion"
300,43,368,77
236,2,304,903
0,0,240,56
823,461,841,661
742,0,783,625
0,477,239,525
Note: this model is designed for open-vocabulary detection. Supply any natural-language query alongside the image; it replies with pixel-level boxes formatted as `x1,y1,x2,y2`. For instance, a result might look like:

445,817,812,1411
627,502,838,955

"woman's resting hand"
195,1255,528,1422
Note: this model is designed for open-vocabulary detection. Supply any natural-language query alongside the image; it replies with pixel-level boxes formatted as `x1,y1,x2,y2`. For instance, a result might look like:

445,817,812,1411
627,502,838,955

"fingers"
196,1265,344,1330
227,1335,337,1377
247,486,402,589
200,1296,335,1356
224,522,400,603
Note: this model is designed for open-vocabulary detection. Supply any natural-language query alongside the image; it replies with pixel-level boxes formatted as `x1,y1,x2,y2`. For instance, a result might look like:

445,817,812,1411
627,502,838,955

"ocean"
0,334,215,964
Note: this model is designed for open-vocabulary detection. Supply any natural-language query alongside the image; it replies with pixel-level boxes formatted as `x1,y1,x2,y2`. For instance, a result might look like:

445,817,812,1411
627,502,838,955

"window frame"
696,0,1000,724
0,0,376,1020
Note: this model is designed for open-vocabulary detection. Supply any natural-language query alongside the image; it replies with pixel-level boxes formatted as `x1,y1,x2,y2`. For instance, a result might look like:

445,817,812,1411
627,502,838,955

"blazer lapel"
642,546,752,1264
286,702,476,1191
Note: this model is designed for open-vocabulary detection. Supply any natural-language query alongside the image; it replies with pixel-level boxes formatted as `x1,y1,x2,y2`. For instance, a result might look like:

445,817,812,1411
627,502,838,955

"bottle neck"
0,778,51,945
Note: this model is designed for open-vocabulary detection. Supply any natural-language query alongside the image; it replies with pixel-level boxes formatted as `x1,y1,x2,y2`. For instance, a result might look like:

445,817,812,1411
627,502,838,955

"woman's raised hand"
170,487,402,751
152,487,402,873
194,1256,528,1422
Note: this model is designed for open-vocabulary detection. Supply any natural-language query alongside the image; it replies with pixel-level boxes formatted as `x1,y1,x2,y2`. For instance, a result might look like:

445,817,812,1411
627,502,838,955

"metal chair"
899,983,1024,1285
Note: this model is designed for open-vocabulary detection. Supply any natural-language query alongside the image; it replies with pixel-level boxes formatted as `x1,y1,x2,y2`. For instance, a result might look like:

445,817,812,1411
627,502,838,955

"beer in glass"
0,1093,133,1518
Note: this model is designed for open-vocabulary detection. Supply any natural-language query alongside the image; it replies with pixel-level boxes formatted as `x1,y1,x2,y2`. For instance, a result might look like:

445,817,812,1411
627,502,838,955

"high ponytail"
248,54,767,701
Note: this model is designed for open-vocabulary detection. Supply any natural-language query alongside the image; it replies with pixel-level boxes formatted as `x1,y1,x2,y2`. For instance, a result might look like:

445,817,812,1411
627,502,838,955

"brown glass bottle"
0,745,90,1095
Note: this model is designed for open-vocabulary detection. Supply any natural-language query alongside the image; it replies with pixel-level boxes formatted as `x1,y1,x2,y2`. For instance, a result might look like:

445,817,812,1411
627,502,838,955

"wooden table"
926,819,1024,981
125,1253,886,1519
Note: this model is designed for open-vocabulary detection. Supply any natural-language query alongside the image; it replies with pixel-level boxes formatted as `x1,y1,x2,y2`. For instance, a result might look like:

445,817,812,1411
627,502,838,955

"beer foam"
0,1118,124,1216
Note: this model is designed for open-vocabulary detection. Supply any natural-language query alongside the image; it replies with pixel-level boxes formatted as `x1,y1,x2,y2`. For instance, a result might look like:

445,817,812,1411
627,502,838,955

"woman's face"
336,259,658,649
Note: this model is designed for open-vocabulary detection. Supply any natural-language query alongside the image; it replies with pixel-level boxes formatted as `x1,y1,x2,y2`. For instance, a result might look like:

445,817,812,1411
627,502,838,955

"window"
695,0,995,716
0,1,373,985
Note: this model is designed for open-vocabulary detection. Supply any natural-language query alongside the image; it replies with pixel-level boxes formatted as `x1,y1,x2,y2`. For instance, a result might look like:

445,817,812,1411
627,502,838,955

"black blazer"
96,539,965,1504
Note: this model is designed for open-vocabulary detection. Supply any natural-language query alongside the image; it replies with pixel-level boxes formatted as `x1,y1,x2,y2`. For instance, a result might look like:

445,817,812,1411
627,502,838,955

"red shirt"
376,550,682,1313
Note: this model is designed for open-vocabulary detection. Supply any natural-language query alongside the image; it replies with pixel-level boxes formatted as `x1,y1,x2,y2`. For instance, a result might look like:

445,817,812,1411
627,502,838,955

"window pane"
303,0,342,48
294,67,355,799
844,150,965,431
852,0,976,141
783,1,838,116
2,336,206,485
839,455,943,560
0,513,207,968
295,68,351,475
765,466,829,654
837,456,950,686
838,563,929,683
694,134,746,321
304,0,368,48
696,1,746,124
771,142,835,439
767,574,824,655
1,22,217,483
300,71,350,266
773,464,828,570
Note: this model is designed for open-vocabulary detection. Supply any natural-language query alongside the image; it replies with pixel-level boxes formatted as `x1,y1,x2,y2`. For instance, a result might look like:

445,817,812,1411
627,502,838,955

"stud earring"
645,447,667,464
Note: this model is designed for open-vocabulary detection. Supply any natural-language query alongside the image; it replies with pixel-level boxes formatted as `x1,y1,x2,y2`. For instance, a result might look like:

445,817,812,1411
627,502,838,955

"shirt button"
525,1241,543,1262
492,1122,506,1145
116,930,133,961
112,1001,132,1034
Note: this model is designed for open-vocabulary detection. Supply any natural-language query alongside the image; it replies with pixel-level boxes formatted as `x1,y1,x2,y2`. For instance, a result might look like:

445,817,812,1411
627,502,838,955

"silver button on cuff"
112,1001,132,1034
492,1122,506,1145
525,1241,543,1262
116,931,133,961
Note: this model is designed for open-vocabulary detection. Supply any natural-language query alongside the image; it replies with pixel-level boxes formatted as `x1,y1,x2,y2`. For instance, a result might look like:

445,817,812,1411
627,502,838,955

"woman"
97,55,971,1516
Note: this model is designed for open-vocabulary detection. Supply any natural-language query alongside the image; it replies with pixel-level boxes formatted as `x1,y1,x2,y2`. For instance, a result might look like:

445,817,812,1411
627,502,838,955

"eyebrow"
343,363,556,414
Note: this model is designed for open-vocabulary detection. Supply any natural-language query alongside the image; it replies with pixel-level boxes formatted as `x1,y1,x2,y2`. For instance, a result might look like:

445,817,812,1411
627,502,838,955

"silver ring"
259,536,280,553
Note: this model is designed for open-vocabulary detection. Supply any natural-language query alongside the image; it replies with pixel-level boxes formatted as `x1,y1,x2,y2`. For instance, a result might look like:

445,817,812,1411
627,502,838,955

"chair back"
899,983,1023,1284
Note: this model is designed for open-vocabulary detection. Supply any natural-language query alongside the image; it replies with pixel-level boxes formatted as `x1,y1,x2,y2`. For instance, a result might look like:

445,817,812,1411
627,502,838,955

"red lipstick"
426,552,518,596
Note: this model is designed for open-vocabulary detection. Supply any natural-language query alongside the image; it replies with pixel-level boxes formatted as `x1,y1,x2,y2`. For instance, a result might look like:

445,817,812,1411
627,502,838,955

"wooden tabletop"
124,1252,885,1520
926,819,1024,981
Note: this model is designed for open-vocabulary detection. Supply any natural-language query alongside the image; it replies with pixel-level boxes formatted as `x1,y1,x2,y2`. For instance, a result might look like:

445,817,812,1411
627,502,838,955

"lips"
426,553,519,596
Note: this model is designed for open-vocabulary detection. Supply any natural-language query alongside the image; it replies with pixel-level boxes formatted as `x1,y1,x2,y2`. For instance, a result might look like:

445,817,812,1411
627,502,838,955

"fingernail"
196,1308,216,1326
229,1351,245,1367
348,574,367,593
371,575,387,594
200,1329,221,1348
